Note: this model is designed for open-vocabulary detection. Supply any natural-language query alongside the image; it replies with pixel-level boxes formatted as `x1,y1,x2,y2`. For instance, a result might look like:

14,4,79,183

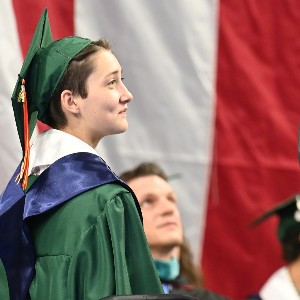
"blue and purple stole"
0,152,141,300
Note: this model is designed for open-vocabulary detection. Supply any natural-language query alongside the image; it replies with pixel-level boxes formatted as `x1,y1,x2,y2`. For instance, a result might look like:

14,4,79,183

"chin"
115,129,128,135
120,126,128,133
163,238,183,247
117,122,129,133
109,126,128,135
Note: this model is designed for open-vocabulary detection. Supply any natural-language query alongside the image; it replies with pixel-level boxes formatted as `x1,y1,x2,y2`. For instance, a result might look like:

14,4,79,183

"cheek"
100,93,119,111
174,210,182,224
85,93,115,114
86,103,112,122
99,102,118,117
141,211,155,233
141,210,151,225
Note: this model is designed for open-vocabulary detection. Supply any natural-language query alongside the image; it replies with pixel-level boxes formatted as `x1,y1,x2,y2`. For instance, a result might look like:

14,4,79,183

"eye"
140,197,155,208
167,195,177,203
107,79,116,86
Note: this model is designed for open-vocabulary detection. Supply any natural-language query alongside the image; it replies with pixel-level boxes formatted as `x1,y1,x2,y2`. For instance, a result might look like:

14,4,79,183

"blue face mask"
154,257,180,281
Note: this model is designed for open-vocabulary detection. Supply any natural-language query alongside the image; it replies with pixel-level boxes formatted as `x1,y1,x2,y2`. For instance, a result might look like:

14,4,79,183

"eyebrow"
104,68,123,78
141,192,157,198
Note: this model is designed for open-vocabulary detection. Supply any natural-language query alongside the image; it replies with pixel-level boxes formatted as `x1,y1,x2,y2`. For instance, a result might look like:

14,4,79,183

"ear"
61,90,80,114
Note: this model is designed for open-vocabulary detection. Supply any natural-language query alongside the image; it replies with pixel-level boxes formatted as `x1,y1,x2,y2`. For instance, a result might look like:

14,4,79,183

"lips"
158,222,178,228
119,108,127,114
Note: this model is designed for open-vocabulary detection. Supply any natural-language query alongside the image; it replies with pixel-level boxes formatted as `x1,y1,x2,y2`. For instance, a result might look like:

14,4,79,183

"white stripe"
0,0,22,192
75,0,218,262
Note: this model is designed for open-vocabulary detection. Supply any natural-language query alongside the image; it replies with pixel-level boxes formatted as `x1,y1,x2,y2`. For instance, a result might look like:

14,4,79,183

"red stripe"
12,0,74,132
202,1,300,299
13,0,74,55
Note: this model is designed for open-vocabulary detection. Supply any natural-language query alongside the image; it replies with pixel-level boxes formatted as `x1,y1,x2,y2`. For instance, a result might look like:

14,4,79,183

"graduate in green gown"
0,9,162,300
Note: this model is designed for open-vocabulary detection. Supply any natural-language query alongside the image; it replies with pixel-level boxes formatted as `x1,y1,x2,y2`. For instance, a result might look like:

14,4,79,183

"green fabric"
11,9,52,151
154,257,180,280
27,183,162,300
0,259,9,300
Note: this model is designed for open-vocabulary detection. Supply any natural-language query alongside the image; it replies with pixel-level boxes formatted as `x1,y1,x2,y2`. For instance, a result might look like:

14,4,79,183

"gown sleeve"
67,191,163,299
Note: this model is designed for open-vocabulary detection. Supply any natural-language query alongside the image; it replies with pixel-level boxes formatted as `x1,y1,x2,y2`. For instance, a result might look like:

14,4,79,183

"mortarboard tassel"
15,79,30,190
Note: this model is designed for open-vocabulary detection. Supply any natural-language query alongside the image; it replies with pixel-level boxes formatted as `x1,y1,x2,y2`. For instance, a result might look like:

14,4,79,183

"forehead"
90,49,121,74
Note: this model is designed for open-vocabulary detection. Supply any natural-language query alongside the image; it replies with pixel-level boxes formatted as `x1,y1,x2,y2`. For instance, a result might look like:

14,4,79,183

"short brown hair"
48,39,111,129
119,162,168,183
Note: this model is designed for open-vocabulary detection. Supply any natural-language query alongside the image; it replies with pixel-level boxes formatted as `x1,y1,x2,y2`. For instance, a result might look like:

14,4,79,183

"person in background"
251,194,300,300
119,162,229,300
0,9,163,300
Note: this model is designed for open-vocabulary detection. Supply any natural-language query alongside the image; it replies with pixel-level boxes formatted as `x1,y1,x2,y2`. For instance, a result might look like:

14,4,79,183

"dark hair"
120,162,202,288
48,39,111,128
119,162,168,182
281,226,300,263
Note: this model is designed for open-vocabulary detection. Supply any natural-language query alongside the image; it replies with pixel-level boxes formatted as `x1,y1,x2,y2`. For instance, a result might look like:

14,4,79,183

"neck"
60,127,100,149
288,258,300,291
151,246,180,261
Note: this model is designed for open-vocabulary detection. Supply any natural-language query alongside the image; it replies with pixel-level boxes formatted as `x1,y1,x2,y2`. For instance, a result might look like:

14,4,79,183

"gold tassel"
15,79,30,190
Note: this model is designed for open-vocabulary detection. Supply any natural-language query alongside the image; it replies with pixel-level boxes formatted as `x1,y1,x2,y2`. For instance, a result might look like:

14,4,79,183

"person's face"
128,175,183,257
75,49,133,145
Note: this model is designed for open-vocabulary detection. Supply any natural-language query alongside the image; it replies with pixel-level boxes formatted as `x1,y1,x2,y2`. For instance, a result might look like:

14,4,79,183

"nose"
160,198,175,216
120,83,133,103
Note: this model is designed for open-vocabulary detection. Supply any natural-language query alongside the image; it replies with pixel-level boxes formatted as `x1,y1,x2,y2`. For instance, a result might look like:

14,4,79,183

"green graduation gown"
0,152,162,300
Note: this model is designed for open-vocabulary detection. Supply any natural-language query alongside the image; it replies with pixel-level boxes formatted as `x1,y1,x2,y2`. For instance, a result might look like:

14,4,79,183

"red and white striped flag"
1,0,300,299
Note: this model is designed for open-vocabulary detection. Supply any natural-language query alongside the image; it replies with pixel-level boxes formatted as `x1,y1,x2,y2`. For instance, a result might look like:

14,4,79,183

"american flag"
1,0,300,298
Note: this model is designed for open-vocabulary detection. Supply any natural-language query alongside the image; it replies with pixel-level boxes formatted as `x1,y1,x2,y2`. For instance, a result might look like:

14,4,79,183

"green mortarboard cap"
252,194,300,241
11,8,92,152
